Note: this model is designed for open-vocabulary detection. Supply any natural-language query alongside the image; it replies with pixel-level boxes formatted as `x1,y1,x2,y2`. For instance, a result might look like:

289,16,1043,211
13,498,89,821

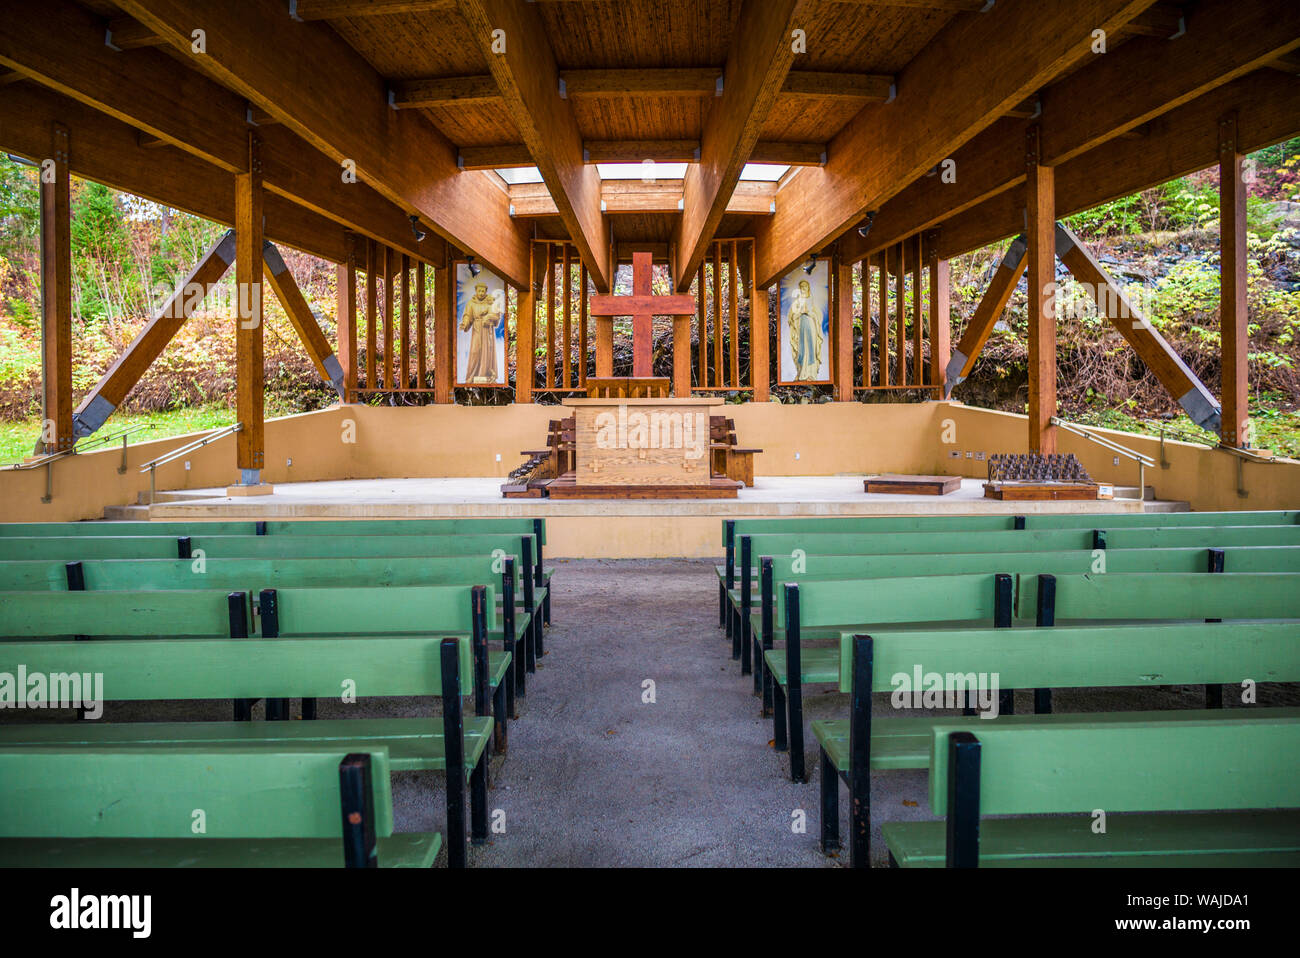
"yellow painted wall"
2,400,1297,523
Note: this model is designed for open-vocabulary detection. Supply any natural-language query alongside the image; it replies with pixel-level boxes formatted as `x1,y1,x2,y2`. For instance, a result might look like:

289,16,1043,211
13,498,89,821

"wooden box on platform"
983,481,1111,501
564,397,733,495
864,474,961,496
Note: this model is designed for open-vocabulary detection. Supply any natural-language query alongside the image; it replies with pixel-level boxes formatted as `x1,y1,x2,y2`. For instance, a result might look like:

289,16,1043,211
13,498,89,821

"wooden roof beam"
820,1,989,9
390,75,500,109
291,0,456,17
1038,0,1299,167
458,139,827,168
780,72,894,101
0,82,350,264
560,68,722,98
116,0,527,286
934,69,1300,260
839,0,1300,264
0,0,443,264
506,180,777,217
753,0,1158,288
456,0,610,292
673,0,806,291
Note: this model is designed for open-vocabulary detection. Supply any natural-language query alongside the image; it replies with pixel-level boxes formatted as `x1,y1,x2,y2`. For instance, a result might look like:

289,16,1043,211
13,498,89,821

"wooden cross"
590,251,695,378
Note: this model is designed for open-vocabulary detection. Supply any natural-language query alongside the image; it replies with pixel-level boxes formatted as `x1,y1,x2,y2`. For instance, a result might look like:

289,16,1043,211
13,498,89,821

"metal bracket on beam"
456,152,465,170
558,77,567,99
288,0,303,22
715,74,724,97
980,0,996,11
104,29,121,52
509,203,516,216
885,83,897,104
677,198,684,211
600,200,606,212
582,147,590,163
943,349,969,398
72,395,116,439
387,89,397,110
1169,16,1186,40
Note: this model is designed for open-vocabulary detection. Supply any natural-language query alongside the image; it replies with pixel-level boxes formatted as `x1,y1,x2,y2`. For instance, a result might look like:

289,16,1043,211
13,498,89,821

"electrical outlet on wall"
975,451,985,461
495,453,501,462
948,450,961,459
794,452,800,460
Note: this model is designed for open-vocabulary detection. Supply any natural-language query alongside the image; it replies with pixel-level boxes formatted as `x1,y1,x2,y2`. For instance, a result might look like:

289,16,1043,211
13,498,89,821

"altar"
503,250,756,499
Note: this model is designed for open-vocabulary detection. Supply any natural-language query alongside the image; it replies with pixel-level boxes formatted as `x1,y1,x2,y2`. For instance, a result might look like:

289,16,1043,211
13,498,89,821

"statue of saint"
460,281,504,383
787,279,824,381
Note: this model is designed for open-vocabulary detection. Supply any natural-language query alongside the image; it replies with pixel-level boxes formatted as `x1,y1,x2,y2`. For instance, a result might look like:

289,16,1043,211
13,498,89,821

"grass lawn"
0,404,236,466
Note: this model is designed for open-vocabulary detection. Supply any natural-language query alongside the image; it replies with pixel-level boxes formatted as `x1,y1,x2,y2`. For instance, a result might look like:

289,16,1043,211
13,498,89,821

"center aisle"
458,558,842,867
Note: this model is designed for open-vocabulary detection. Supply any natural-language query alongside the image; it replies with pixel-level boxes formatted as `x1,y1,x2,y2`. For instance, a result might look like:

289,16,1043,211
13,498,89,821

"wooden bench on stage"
709,416,762,488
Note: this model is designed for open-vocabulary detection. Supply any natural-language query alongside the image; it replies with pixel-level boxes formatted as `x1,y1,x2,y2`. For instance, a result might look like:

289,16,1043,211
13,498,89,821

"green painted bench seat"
883,714,1300,868
0,833,444,869
821,625,1300,867
0,715,494,776
0,634,495,867
880,813,1300,868
773,573,1300,784
0,746,439,868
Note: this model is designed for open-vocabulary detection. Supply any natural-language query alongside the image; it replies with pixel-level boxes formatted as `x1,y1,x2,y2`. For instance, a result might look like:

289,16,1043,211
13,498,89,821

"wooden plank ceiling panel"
538,0,739,69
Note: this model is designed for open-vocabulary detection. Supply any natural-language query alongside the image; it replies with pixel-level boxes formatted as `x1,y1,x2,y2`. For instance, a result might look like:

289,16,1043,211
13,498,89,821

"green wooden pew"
0,517,554,626
883,711,1300,867
738,544,1300,701
774,572,1300,783
770,573,1012,782
0,746,440,867
722,524,1300,641
0,634,490,867
0,552,540,710
0,584,510,745
817,627,1300,867
716,511,1299,626
0,531,552,655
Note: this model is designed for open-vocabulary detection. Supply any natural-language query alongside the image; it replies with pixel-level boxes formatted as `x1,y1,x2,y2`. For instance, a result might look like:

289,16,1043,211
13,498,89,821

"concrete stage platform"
112,475,1181,559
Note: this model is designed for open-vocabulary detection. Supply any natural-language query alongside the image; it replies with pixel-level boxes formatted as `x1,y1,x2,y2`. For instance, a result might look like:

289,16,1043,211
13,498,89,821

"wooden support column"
696,269,706,388
750,240,769,402
382,246,394,390
712,244,723,387
39,122,72,454
672,314,693,397
365,239,377,390
400,253,411,389
515,242,538,403
234,132,266,485
911,233,923,386
578,263,589,389
434,259,453,403
416,261,426,389
924,230,950,400
1025,124,1057,454
1219,112,1249,447
729,241,740,388
545,245,557,387
834,256,854,400
594,253,613,379
878,247,890,387
337,233,357,403
562,246,573,389
894,241,906,386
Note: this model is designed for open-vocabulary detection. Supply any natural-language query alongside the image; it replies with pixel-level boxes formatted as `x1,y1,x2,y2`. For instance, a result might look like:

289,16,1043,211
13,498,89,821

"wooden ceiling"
5,0,1295,298
331,0,950,150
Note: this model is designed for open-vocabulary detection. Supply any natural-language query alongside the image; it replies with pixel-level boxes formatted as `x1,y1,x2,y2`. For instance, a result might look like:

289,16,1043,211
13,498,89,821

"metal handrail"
1051,416,1155,498
4,423,156,504
139,422,242,504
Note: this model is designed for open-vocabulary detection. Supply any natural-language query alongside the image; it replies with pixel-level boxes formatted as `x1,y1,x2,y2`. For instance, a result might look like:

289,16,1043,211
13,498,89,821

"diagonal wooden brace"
262,241,345,397
72,228,236,438
943,233,1027,397
1055,222,1220,432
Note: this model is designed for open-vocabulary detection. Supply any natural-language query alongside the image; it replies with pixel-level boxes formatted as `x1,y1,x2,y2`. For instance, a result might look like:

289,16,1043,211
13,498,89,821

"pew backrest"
0,747,395,840
788,573,1009,630
1016,572,1300,620
926,715,1300,817
838,622,1300,693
